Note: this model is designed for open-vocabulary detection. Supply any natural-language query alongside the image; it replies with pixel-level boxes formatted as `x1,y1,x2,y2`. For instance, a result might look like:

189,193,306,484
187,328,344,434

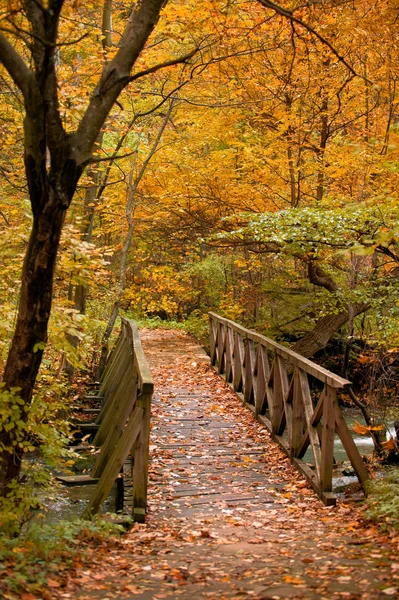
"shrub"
364,469,399,531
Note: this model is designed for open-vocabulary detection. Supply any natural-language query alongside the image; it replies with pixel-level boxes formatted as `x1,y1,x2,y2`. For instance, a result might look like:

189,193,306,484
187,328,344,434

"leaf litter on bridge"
58,329,398,600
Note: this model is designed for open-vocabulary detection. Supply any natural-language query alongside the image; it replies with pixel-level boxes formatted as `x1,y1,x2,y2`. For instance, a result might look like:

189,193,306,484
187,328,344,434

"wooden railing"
209,312,369,505
59,318,153,522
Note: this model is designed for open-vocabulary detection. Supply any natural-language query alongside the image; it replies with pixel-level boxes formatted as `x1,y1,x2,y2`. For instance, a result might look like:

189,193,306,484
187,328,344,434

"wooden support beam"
334,404,369,486
83,407,144,519
132,393,152,523
320,386,335,493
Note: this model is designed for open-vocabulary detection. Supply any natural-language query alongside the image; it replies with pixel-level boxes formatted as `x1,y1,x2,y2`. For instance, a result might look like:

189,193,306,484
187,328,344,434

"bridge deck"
69,329,397,599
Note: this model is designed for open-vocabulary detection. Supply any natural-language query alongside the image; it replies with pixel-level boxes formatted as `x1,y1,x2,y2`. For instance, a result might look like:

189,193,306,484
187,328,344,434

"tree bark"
291,303,368,359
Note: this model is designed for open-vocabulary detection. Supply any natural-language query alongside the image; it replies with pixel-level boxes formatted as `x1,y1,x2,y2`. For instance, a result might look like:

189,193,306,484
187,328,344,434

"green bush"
184,310,209,347
0,517,124,597
365,469,399,531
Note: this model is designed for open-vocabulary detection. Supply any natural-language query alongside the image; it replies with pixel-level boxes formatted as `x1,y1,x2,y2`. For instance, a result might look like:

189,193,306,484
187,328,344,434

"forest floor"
57,329,398,600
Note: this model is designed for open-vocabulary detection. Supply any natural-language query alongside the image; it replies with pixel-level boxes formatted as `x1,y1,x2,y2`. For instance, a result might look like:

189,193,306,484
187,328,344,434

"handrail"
82,318,153,522
209,312,369,505
209,312,350,389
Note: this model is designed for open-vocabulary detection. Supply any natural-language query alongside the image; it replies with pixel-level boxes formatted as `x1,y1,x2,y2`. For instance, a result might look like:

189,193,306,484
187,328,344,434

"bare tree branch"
256,0,369,81
0,33,33,100
129,47,199,82
73,0,168,166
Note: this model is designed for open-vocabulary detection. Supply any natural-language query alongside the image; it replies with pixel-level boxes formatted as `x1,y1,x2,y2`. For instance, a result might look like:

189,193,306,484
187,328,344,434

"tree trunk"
0,197,67,495
291,303,368,359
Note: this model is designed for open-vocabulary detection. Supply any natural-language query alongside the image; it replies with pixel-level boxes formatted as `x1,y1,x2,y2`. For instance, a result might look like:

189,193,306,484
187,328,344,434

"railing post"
132,388,153,523
320,385,336,493
290,369,305,458
243,338,255,404
209,315,217,365
270,356,288,434
217,322,225,374
233,332,244,392
225,327,233,383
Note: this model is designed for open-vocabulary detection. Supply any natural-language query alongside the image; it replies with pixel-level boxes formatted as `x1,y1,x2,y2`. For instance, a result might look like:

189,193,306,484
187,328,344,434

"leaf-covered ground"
50,331,399,598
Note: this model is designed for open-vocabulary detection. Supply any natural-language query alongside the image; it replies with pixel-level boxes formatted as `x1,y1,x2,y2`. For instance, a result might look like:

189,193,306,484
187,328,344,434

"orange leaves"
382,437,397,452
351,420,384,436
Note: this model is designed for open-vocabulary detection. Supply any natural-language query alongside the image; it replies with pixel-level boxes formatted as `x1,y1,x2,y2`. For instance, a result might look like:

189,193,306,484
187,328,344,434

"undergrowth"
0,517,124,598
365,468,399,531
124,310,209,346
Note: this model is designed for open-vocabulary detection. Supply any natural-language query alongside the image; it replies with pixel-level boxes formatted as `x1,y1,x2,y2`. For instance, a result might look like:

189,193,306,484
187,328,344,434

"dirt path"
65,329,398,600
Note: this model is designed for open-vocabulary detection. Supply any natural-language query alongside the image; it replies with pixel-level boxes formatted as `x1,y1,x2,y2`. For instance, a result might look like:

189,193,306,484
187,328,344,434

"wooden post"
290,369,305,458
233,334,244,392
320,385,336,492
254,345,269,415
132,390,152,522
225,327,233,383
270,356,288,435
217,322,225,374
209,316,217,365
243,339,255,405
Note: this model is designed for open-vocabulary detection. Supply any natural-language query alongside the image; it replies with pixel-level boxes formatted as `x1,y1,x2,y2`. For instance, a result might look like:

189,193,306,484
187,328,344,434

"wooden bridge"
68,313,370,521
64,322,399,600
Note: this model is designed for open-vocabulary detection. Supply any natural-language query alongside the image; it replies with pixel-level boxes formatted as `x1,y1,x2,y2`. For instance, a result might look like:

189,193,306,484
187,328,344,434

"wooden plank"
334,404,369,485
311,390,325,427
57,475,99,486
92,367,132,447
320,386,335,493
125,319,153,394
83,407,144,519
77,423,100,432
98,333,125,398
208,312,351,389
94,363,139,448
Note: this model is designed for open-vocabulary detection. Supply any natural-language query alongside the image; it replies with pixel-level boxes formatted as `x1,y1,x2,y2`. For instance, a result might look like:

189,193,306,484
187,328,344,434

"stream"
305,410,398,491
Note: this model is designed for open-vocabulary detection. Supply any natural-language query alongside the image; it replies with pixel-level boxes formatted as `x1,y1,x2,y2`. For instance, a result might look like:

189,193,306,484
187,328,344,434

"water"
34,482,116,524
301,410,398,492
